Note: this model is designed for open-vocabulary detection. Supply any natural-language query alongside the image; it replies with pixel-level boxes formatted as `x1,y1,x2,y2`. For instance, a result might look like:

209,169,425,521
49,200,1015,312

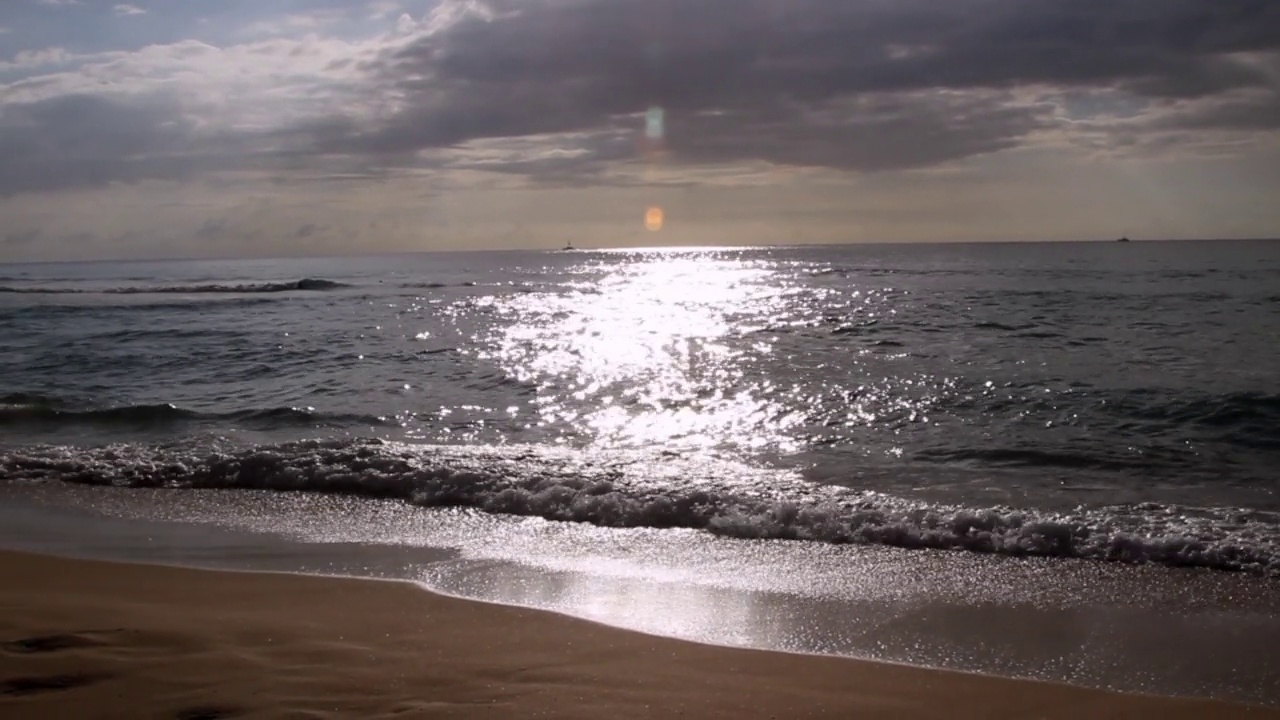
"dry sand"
1,550,1274,719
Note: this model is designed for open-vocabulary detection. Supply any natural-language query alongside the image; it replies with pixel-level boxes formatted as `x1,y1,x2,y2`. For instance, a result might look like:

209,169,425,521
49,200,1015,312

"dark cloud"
1150,93,1280,132
0,89,316,195
295,0,1280,178
666,92,1056,171
412,0,1279,98
0,93,201,195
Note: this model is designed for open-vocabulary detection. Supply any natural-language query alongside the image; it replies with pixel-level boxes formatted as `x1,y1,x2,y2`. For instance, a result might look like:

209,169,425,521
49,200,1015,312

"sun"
645,206,664,232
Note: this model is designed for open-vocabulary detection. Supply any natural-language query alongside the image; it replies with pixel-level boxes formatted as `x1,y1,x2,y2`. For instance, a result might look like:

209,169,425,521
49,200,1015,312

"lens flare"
645,106,665,140
645,206,664,231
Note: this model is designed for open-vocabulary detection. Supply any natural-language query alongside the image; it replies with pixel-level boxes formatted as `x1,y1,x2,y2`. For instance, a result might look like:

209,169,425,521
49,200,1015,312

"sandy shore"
0,550,1273,719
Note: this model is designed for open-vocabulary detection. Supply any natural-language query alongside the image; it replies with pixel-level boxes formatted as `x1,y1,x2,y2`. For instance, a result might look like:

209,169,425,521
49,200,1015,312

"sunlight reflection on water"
486,251,804,452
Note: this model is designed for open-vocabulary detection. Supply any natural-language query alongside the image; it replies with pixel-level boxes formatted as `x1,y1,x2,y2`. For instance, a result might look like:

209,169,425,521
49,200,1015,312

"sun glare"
487,253,800,452
645,206,664,231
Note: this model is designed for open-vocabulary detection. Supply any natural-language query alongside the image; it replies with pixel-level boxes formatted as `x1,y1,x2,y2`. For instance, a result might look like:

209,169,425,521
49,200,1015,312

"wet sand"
1,550,1275,719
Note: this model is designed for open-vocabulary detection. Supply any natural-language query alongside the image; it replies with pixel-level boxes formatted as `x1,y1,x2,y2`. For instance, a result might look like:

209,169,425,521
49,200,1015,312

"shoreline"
4,481,1280,707
2,550,1277,719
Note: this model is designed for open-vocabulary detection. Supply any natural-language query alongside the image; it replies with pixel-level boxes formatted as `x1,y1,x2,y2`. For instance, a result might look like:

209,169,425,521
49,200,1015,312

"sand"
1,550,1274,720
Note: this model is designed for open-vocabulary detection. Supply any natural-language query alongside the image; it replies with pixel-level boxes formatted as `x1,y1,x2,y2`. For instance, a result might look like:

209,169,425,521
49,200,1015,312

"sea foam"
3,439,1276,576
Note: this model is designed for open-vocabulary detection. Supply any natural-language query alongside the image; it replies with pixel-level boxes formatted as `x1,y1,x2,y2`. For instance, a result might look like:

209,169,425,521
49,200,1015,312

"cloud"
0,92,221,195
193,217,229,242
368,1,401,21
2,229,42,247
0,47,76,72
113,4,146,16
0,27,413,195
2,0,1279,199
296,0,1280,177
241,10,350,38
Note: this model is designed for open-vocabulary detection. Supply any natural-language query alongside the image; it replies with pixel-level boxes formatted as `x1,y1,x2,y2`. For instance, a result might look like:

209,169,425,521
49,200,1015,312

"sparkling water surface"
3,241,1280,573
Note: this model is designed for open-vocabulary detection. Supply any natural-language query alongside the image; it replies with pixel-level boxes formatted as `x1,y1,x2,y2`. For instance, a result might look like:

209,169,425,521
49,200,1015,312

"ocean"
2,240,1279,702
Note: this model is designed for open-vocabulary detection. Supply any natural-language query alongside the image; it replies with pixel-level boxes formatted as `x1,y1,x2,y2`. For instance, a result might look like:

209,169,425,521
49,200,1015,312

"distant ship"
561,240,578,251
1116,237,1131,243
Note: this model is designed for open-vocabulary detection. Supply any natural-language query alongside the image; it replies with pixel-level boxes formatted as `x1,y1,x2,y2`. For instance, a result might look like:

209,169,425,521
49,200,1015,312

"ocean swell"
0,278,348,294
0,398,389,430
2,439,1276,576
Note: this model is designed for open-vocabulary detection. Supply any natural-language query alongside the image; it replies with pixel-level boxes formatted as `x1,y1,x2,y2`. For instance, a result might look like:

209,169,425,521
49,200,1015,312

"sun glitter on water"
645,206,664,231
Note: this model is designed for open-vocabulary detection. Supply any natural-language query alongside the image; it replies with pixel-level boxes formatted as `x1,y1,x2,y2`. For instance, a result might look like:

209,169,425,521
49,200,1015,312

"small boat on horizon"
561,241,579,251
1117,237,1131,242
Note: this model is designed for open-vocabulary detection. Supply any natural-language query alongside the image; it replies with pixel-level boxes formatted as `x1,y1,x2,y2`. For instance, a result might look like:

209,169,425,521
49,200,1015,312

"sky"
0,0,1278,261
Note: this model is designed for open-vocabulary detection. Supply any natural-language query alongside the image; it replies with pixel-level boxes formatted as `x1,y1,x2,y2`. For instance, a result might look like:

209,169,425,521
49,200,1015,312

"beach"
1,550,1275,720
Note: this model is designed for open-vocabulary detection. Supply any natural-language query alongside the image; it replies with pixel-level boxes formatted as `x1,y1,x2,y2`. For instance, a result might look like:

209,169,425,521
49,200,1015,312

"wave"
916,447,1139,471
2,439,1276,576
1105,391,1280,440
0,392,65,407
398,281,479,289
973,321,1036,331
0,278,349,294
932,386,1280,453
0,398,389,429
0,297,285,322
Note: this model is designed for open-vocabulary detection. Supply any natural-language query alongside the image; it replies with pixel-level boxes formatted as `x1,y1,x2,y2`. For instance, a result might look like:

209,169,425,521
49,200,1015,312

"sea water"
2,240,1279,701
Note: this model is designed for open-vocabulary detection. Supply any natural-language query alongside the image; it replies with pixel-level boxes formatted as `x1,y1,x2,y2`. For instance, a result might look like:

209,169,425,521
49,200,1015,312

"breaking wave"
2,439,1276,576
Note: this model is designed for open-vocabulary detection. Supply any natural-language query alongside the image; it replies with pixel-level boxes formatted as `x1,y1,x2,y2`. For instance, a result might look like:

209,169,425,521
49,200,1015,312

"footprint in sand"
3,632,108,654
174,706,243,720
0,672,106,696
3,631,243,718
2,634,113,697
